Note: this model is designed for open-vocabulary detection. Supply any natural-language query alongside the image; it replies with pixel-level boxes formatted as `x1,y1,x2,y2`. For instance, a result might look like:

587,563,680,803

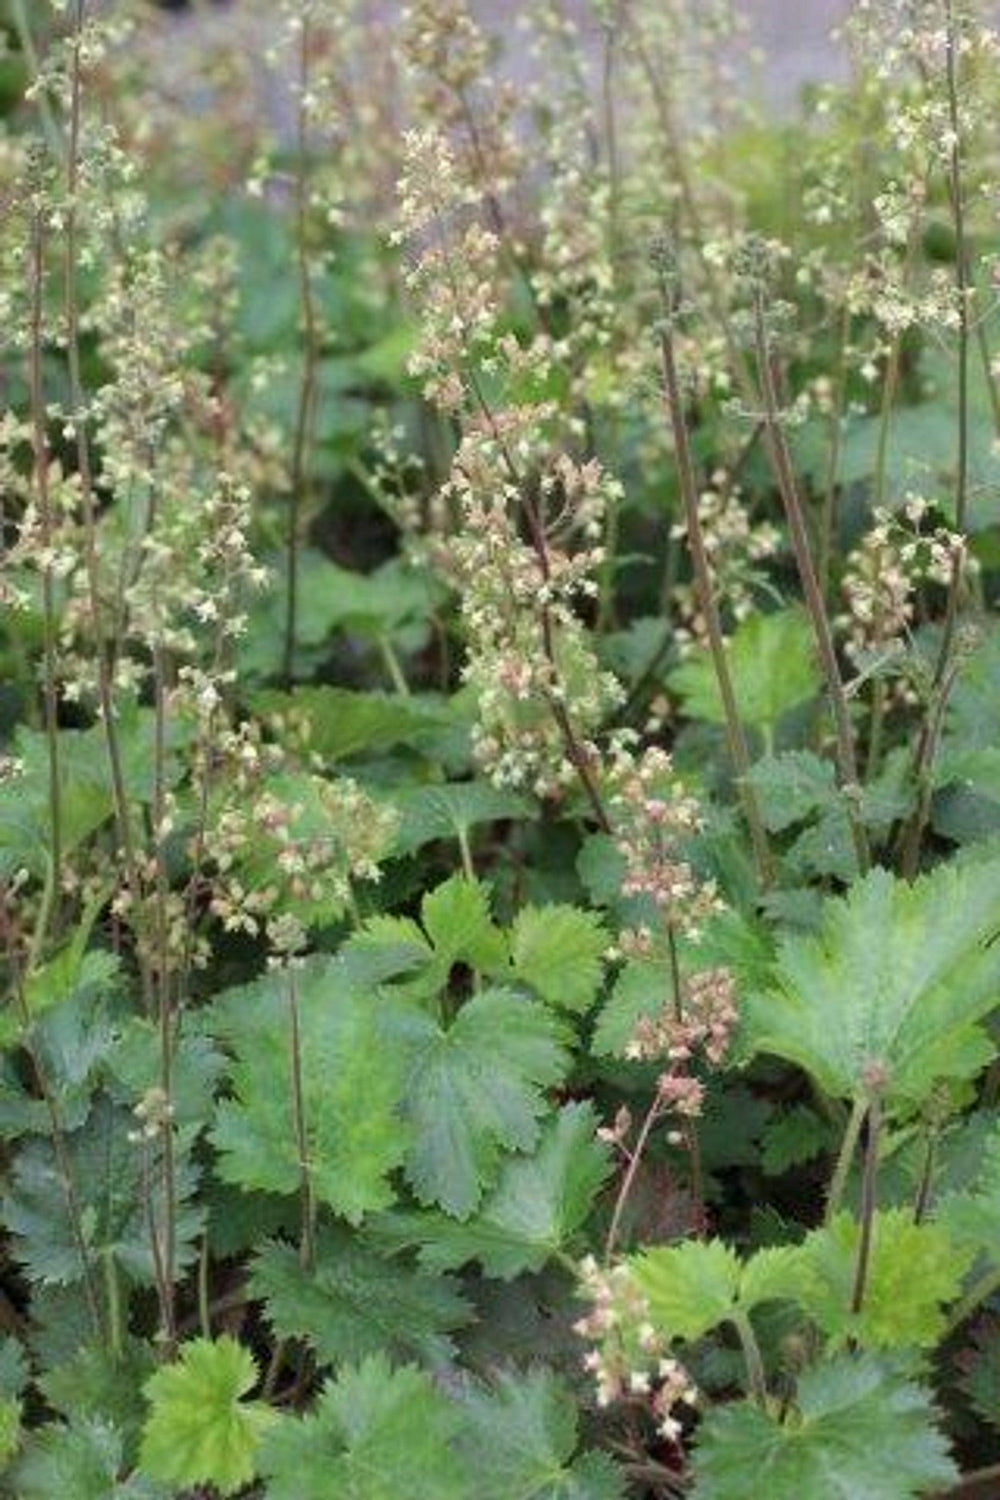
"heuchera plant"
0,0,999,1495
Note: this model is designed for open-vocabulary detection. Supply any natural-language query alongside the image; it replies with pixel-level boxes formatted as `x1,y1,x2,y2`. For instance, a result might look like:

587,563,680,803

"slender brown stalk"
152,639,177,1350
944,0,969,537
284,13,320,687
658,317,774,888
753,291,870,871
604,1091,664,1260
63,0,149,1005
287,971,315,1273
28,206,62,962
850,1093,882,1316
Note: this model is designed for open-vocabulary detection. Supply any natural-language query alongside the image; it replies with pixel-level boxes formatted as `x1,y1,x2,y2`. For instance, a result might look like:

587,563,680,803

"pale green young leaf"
456,1369,626,1500
744,858,1000,1108
791,1210,972,1348
396,987,570,1217
210,959,410,1224
380,1103,611,1278
259,1355,468,1500
249,1226,471,1369
692,1354,957,1499
511,905,607,1013
252,685,454,762
140,1336,275,1497
420,874,509,976
631,1239,742,1343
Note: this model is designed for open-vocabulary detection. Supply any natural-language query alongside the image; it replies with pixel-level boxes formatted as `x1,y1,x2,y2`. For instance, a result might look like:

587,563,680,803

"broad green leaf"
631,1239,743,1342
937,1117,1000,1255
259,1355,467,1500
249,1226,471,1368
12,1416,168,1500
790,1211,972,1348
744,858,1000,1108
0,711,191,879
592,961,670,1057
140,1337,275,1497
388,780,534,858
2,1094,202,1287
746,751,837,832
210,959,410,1224
381,1103,612,1278
959,1325,1000,1434
421,874,509,976
670,609,820,730
759,1106,831,1175
456,1369,626,1500
253,685,455,762
511,905,606,1014
396,986,569,1217
692,1353,958,1499
41,1338,156,1461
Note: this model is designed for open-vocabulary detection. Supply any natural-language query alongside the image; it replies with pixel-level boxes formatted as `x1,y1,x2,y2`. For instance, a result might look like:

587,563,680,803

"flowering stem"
604,1093,663,1261
284,13,320,688
28,206,62,961
64,0,150,1008
658,319,774,889
753,291,870,873
944,0,969,536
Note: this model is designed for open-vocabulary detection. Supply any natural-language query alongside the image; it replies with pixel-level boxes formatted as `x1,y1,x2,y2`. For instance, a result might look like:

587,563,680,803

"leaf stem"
730,1309,767,1407
826,1094,867,1225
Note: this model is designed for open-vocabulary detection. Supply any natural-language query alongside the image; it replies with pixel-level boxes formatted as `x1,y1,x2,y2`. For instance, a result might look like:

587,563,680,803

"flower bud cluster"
839,497,974,671
574,1254,698,1442
670,474,780,652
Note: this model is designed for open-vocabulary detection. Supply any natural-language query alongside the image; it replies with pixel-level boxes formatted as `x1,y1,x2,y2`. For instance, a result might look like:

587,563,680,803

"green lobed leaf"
1,1094,202,1288
258,1354,468,1500
139,1336,276,1497
394,986,570,1218
692,1353,958,1499
670,609,821,730
790,1210,973,1349
744,857,1000,1108
745,751,838,833
631,1239,743,1343
455,1368,626,1500
210,958,410,1224
249,1226,471,1369
12,1416,169,1500
510,905,607,1014
388,780,534,859
379,1103,613,1278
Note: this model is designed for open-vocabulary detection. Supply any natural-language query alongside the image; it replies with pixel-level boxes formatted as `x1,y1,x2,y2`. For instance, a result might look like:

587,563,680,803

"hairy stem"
658,318,774,887
288,971,316,1273
850,1093,881,1316
284,14,320,688
753,292,870,871
826,1094,867,1225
